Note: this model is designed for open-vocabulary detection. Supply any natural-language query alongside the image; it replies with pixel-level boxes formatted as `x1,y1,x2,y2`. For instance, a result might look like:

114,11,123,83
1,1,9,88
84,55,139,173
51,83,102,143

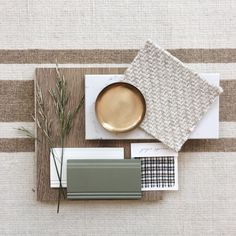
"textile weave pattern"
122,41,223,151
136,156,175,189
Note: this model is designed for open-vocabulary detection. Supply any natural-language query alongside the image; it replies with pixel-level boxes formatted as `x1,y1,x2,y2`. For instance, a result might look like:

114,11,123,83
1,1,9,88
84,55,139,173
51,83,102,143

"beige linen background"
0,0,236,235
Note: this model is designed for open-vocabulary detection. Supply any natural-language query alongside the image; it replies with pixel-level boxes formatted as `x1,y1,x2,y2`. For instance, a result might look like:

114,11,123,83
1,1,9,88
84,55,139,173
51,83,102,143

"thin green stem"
51,148,66,199
17,126,65,198
57,136,65,213
19,64,84,213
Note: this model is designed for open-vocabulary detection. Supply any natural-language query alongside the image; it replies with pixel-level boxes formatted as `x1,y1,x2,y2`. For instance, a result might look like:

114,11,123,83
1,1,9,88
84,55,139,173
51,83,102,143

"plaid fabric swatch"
136,156,176,190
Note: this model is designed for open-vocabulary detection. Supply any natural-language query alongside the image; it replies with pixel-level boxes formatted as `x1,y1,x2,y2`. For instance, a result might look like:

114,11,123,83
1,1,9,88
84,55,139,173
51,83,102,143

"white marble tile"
85,73,219,140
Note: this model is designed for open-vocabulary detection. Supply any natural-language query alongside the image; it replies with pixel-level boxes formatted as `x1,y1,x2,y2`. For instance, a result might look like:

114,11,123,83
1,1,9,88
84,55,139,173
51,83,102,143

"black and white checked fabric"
136,156,176,189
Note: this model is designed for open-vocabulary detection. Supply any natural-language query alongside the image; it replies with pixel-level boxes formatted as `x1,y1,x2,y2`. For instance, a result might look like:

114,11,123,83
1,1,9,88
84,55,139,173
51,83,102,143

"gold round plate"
95,82,146,133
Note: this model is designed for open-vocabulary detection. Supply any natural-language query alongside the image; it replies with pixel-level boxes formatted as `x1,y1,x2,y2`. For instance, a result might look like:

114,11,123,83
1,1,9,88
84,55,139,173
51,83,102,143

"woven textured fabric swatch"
135,156,176,190
122,41,223,151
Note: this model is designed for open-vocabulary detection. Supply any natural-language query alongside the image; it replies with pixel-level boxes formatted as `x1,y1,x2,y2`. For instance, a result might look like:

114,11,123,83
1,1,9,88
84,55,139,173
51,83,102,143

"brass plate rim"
95,82,146,133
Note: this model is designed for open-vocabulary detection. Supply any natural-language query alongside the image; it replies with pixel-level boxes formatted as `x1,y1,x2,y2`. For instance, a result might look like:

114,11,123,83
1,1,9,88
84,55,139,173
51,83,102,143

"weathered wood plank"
36,67,162,201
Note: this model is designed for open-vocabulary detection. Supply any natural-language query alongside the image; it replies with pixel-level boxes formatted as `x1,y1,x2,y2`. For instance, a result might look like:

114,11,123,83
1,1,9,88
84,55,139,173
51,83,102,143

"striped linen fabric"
1,53,236,236
0,1,236,235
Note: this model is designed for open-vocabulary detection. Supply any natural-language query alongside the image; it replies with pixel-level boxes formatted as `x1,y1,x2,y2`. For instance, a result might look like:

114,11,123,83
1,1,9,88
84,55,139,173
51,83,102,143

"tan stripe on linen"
0,77,235,122
0,139,34,152
220,80,236,121
2,121,236,139
181,139,236,152
1,138,236,153
0,64,236,81
0,81,34,122
0,49,236,64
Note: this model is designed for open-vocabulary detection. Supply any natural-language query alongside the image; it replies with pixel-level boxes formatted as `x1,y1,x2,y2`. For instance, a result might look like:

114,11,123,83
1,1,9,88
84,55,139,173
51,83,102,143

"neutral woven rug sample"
122,41,223,151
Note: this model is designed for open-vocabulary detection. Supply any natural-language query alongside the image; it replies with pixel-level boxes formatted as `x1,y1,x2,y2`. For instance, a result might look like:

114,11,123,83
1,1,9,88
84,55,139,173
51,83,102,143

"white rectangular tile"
85,73,219,140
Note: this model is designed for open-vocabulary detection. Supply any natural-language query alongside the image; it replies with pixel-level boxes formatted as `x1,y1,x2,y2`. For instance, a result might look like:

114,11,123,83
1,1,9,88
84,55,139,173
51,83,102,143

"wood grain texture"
0,49,236,64
36,67,162,201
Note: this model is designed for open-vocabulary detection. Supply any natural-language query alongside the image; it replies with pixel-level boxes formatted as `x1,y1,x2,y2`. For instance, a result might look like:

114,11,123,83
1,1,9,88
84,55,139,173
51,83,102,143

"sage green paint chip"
67,159,141,200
